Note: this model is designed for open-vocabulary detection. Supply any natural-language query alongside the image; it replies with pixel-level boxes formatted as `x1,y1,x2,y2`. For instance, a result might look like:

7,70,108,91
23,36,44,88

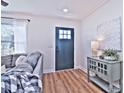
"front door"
55,27,74,70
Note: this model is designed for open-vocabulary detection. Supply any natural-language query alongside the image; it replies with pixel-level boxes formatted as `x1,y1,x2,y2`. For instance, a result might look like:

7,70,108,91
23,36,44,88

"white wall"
28,16,82,73
2,13,82,73
81,0,123,72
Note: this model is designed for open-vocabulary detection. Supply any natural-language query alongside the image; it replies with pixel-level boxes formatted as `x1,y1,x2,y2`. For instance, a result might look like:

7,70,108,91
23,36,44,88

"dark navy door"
55,27,74,70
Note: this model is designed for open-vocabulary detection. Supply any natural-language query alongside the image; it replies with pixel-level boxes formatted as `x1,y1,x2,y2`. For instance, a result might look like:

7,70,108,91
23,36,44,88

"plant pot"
104,56,117,61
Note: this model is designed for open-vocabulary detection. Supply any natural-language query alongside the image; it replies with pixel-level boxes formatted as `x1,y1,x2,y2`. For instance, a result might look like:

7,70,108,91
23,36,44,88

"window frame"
1,18,28,56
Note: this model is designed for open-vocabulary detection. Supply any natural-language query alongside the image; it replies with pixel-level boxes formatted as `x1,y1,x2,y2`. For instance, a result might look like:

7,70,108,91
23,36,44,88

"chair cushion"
26,52,41,69
33,56,43,76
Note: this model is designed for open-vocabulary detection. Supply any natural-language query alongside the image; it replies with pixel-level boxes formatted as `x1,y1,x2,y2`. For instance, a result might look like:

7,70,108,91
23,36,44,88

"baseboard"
81,67,87,73
75,65,87,73
74,65,82,69
43,68,55,73
43,66,87,74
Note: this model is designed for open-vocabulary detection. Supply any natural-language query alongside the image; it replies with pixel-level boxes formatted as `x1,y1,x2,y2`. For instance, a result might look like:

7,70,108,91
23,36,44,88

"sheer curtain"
1,18,29,55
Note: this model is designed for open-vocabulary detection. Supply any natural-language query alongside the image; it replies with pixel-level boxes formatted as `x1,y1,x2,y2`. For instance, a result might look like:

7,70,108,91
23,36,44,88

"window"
59,30,71,39
1,18,28,56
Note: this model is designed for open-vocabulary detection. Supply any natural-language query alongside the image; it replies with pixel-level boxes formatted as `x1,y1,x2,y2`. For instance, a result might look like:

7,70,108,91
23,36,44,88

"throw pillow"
26,51,41,69
15,56,27,66
1,65,6,74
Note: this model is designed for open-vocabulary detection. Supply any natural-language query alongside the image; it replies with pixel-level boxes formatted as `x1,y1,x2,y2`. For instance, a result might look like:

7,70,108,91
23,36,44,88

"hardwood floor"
43,69,105,93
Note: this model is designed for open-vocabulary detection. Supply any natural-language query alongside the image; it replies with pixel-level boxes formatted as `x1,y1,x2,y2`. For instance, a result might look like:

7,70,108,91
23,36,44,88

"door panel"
55,27,74,70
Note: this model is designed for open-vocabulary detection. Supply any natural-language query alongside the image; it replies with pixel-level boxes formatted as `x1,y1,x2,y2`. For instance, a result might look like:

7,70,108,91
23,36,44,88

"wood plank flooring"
43,69,105,93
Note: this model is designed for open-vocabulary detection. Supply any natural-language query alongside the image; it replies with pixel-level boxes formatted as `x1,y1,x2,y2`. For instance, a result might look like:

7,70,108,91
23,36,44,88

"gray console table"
87,57,121,93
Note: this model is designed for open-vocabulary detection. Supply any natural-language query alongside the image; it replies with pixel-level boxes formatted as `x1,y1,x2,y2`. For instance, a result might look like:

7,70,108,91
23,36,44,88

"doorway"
55,27,74,70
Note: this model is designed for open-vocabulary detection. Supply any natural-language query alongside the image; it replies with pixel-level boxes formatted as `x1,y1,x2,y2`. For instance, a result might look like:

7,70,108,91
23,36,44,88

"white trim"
74,65,87,73
43,68,55,73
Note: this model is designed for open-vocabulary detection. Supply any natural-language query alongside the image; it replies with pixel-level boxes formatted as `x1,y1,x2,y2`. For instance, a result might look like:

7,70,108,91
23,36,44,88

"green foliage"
103,49,119,60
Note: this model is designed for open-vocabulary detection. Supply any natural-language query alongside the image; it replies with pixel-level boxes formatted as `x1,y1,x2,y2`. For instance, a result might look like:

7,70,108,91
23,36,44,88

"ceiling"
2,0,109,20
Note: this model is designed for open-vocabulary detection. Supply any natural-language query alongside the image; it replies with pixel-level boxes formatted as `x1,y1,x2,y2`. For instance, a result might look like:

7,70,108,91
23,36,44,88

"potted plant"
102,49,119,61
